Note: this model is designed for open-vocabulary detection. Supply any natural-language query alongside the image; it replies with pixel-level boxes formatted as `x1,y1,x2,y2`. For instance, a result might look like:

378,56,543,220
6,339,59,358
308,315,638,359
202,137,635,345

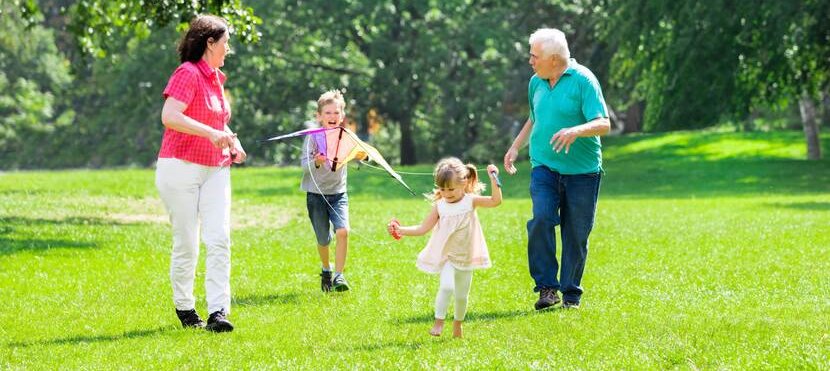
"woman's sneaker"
205,310,234,333
332,273,350,292
320,271,333,292
176,309,206,329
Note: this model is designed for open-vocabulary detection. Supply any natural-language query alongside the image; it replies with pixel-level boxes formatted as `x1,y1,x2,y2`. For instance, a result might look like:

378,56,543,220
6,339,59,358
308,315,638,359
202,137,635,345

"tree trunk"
745,108,760,132
822,89,829,129
798,92,821,160
399,116,416,165
623,101,644,134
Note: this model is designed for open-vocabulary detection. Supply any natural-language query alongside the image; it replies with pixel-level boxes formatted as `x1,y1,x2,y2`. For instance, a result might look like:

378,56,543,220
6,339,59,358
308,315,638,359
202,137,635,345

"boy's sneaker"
205,310,234,333
534,288,561,311
332,273,350,292
562,301,580,310
320,271,333,292
176,309,206,329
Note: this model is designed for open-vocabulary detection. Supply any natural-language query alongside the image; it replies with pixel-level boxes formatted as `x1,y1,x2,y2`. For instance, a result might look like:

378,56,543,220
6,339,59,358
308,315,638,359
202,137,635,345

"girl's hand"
487,164,498,175
388,218,402,240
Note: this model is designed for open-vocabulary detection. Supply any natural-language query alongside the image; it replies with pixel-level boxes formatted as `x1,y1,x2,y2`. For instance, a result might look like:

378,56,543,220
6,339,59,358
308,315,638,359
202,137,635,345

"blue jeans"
527,166,601,304
306,192,349,246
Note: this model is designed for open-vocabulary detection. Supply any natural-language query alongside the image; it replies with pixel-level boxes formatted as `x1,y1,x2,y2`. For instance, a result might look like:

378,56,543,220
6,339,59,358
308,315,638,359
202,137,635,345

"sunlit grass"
1,131,829,368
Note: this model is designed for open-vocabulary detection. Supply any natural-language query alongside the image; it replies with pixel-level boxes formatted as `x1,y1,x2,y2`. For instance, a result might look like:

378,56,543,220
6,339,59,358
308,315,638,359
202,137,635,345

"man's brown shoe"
534,288,561,311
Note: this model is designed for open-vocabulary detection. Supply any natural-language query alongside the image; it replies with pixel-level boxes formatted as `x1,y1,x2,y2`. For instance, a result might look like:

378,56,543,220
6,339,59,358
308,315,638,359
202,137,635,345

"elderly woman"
155,14,245,333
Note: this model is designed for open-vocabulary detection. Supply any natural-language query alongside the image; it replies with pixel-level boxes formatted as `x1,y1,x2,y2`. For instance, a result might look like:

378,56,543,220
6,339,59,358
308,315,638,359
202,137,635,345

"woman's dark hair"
177,15,229,63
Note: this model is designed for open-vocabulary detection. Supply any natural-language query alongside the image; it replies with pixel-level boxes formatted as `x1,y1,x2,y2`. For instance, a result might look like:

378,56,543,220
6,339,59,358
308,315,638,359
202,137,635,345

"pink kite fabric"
263,126,414,194
416,194,491,274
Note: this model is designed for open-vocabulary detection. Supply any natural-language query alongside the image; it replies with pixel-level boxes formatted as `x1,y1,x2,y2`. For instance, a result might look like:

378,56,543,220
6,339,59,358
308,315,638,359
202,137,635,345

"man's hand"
503,147,519,175
550,127,578,154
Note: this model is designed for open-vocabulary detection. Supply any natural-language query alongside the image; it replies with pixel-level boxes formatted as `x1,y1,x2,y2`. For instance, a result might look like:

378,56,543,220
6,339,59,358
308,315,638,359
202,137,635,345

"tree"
601,0,828,159
0,4,75,169
735,1,829,159
279,0,566,164
19,0,262,58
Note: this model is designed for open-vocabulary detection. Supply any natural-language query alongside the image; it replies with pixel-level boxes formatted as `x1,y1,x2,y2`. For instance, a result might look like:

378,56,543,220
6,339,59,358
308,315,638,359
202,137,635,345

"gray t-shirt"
300,135,347,195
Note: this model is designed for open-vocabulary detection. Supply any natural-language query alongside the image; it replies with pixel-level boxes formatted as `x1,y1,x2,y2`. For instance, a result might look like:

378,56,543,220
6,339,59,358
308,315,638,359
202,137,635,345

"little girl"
388,157,502,338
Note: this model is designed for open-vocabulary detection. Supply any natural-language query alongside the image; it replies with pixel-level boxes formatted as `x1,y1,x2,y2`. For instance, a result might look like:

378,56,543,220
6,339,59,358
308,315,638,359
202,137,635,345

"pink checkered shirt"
158,59,232,167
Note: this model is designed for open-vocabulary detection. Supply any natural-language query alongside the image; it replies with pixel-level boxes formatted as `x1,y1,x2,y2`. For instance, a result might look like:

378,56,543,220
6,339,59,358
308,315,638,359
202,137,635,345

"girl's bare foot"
430,319,445,336
453,320,463,338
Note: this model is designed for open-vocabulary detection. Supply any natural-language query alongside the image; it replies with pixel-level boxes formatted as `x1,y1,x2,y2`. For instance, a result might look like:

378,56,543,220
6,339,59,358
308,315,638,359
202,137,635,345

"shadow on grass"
0,216,113,255
4,326,171,348
393,309,530,325
232,292,301,307
332,340,431,353
764,201,830,211
0,216,129,227
0,237,97,255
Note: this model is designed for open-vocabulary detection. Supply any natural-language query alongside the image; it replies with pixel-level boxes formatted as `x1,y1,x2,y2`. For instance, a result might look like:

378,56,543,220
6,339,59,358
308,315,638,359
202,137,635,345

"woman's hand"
231,139,247,164
209,129,236,149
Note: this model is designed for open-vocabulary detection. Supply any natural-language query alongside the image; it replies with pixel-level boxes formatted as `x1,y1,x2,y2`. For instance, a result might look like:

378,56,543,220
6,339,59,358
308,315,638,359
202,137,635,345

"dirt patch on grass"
106,197,297,230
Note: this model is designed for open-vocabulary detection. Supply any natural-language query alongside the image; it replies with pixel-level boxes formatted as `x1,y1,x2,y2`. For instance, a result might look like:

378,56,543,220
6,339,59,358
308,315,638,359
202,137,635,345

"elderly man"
504,28,610,310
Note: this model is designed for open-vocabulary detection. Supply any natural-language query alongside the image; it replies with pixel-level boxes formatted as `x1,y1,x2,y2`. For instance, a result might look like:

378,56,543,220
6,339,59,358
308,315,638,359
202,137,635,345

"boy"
301,90,357,292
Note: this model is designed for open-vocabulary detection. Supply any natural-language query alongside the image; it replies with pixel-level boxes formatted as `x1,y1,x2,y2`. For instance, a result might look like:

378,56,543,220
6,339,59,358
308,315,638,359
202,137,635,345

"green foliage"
276,0,527,164
1,132,828,368
602,0,829,131
62,0,262,58
0,4,75,168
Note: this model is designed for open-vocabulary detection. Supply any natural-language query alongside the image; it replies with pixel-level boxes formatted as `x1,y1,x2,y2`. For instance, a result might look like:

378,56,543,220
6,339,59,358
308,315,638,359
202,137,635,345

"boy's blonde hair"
317,89,346,113
430,157,485,201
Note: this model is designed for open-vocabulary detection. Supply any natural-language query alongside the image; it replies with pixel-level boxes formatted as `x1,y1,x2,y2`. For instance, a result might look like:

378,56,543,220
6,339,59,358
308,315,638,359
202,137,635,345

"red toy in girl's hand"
388,218,402,240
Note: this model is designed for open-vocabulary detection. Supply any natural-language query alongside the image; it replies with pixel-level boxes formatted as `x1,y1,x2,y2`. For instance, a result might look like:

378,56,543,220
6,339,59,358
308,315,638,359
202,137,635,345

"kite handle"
389,218,402,240
489,170,502,188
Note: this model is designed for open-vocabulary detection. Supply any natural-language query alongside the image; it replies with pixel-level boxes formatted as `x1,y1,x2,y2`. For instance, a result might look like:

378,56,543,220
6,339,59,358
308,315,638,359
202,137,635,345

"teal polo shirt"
528,59,608,174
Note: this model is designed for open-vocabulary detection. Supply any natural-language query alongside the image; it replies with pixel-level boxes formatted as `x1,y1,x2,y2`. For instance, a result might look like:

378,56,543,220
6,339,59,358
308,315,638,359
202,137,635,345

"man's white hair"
529,28,570,61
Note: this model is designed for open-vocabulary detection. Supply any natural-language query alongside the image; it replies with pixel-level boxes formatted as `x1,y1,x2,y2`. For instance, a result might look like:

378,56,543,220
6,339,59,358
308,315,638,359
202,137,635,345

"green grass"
1,131,829,369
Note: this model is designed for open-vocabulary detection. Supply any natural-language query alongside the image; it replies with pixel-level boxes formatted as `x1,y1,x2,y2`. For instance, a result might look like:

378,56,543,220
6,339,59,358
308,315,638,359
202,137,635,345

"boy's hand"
387,218,402,240
314,153,327,167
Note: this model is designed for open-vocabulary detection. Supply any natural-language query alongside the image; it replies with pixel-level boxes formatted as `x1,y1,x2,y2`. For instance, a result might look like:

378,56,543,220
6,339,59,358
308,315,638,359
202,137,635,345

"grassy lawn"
1,131,829,369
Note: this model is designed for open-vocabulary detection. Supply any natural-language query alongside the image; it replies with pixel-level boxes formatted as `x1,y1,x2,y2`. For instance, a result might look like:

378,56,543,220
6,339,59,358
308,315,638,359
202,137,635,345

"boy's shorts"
306,192,349,246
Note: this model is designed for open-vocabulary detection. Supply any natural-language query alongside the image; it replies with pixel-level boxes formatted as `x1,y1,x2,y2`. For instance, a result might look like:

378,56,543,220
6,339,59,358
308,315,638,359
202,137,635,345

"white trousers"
434,264,474,321
155,158,231,314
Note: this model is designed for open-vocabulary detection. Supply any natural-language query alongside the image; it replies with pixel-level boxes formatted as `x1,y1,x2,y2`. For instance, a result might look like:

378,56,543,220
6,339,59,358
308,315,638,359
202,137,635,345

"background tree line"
1,0,827,169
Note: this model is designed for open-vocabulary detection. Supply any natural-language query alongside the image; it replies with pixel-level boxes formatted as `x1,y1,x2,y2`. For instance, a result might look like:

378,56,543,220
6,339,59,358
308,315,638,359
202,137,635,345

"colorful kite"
264,126,415,195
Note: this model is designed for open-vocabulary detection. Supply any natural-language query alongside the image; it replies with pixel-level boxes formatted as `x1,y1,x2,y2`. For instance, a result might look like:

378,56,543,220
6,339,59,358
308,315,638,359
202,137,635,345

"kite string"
356,160,500,176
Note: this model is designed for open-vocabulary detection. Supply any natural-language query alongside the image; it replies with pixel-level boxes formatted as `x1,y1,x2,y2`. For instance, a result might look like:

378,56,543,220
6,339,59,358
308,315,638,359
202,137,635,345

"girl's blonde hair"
317,89,346,113
430,157,485,201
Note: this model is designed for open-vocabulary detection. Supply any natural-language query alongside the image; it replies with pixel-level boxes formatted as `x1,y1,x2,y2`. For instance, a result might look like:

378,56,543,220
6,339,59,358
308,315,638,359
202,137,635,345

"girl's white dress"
416,194,491,273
